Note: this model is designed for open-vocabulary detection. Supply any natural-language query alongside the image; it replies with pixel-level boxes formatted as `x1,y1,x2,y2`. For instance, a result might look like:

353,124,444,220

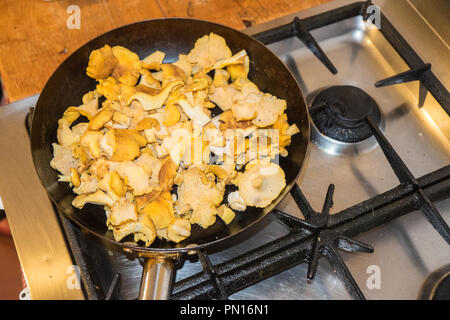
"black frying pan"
31,18,310,299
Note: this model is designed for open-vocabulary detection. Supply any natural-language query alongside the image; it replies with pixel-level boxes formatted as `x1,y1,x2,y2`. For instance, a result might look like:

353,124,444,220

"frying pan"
31,18,310,299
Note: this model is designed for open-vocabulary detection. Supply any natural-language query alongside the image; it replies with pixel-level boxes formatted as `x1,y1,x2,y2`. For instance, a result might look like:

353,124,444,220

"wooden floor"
0,228,22,300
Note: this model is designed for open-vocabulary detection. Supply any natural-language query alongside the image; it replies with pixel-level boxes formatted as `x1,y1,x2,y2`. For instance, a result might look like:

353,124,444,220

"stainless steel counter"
0,96,84,299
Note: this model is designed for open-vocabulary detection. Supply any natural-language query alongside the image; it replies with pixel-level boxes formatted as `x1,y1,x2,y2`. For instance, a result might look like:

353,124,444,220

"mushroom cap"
238,161,286,208
109,198,138,226
86,45,117,80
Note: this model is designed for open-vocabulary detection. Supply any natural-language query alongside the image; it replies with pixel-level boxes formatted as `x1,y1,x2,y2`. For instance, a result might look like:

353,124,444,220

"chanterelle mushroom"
73,172,98,195
227,190,246,211
115,159,156,196
252,93,287,128
86,45,117,79
172,54,192,77
187,33,232,71
177,96,211,127
167,218,191,243
127,81,182,111
72,190,114,209
50,143,80,176
141,192,175,230
112,215,156,247
216,204,235,225
109,198,138,226
238,161,286,208
142,50,165,70
57,119,84,147
111,46,142,86
208,84,239,111
177,167,224,229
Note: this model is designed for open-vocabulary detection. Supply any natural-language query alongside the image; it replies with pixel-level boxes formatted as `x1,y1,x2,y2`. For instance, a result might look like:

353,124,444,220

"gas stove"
0,0,449,300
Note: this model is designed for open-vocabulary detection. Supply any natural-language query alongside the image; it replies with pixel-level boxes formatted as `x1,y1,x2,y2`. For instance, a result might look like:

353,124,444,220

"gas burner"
418,264,450,300
308,86,384,156
311,86,382,142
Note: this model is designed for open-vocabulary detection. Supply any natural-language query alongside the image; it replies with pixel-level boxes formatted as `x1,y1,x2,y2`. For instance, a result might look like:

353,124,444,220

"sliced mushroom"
86,45,117,79
70,168,81,188
127,81,183,111
217,204,235,225
187,33,232,71
159,157,177,192
177,97,211,127
111,46,142,86
108,198,138,226
238,161,286,208
167,218,191,243
88,108,114,130
227,190,246,211
177,167,223,229
141,192,175,229
80,130,104,159
142,50,165,70
172,54,192,77
112,215,156,247
110,171,127,197
72,190,114,209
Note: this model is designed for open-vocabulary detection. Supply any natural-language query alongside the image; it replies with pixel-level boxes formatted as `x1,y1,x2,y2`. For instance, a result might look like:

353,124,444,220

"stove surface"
191,9,450,300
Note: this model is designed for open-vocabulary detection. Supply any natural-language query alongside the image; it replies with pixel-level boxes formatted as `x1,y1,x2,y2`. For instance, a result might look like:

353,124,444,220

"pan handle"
137,253,180,300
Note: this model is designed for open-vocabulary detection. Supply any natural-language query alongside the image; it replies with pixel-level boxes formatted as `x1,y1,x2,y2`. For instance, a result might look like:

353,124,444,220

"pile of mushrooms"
50,33,299,247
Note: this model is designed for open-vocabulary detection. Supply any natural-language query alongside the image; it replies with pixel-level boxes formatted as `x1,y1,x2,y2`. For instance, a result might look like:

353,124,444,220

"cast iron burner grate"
310,86,382,143
27,0,450,300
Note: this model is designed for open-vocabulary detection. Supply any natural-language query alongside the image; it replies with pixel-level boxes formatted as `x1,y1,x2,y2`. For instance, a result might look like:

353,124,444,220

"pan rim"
31,17,311,254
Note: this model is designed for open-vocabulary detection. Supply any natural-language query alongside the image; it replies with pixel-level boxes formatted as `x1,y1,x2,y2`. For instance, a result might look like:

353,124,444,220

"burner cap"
419,264,450,300
311,86,382,143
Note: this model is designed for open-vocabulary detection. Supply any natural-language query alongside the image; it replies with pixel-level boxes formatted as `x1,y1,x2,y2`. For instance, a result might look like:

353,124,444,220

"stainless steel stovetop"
0,0,448,300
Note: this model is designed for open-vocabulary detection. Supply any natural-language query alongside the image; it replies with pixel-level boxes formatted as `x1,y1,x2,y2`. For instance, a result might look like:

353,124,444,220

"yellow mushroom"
72,190,115,209
97,76,121,101
163,104,181,127
139,69,161,89
142,50,165,70
127,81,183,111
80,130,103,159
104,129,144,162
135,189,162,211
109,198,138,226
70,168,81,188
167,218,191,243
217,205,235,225
112,215,157,247
160,64,186,83
211,49,248,71
86,45,117,79
158,157,177,192
172,54,192,77
88,108,114,130
136,117,161,131
71,144,90,168
111,46,141,86
110,171,127,197
227,52,250,81
185,78,208,92
141,193,175,229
